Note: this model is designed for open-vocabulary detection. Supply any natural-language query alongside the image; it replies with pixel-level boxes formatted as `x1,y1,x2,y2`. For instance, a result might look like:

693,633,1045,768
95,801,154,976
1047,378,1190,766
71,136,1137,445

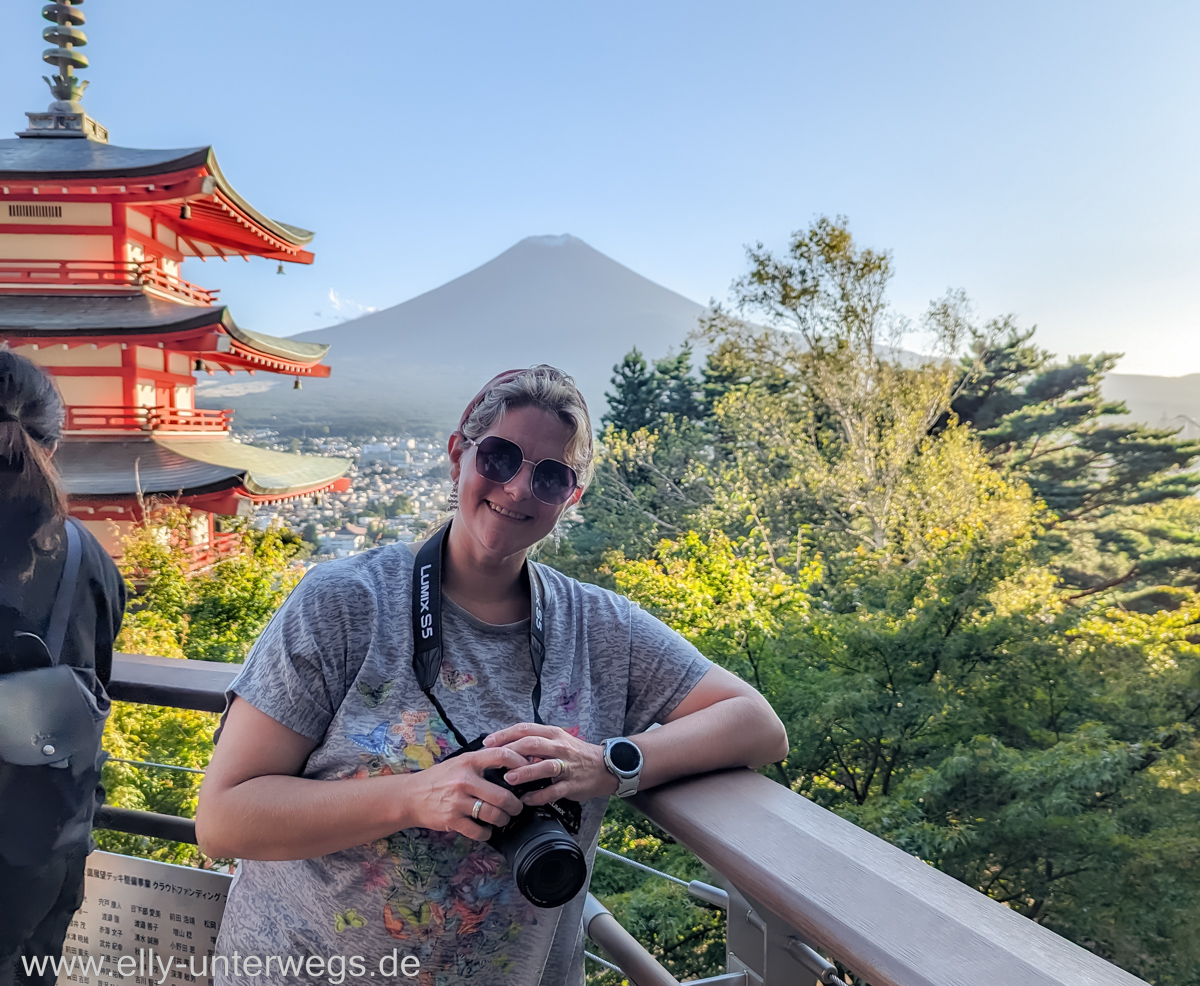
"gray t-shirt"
214,542,710,985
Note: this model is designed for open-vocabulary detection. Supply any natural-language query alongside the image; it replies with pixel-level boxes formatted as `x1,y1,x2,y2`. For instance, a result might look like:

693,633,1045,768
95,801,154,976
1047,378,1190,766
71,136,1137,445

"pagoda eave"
203,345,333,378
57,437,351,504
0,140,315,258
0,296,332,376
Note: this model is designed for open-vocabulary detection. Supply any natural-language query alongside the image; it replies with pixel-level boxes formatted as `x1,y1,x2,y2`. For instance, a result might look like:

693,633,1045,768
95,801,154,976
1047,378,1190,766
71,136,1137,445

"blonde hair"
460,365,595,489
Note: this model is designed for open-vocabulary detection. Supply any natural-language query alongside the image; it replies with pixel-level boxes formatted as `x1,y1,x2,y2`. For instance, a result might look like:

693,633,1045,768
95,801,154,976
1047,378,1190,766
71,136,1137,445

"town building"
0,2,349,560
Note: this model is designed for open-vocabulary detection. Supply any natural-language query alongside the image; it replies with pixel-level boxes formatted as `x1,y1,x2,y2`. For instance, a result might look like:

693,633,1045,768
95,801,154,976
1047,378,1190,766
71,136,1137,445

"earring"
448,483,459,510
552,519,564,552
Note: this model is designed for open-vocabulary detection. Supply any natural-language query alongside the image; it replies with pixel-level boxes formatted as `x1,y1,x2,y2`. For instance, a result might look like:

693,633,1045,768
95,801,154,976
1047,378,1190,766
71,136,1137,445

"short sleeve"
623,602,712,736
223,563,377,744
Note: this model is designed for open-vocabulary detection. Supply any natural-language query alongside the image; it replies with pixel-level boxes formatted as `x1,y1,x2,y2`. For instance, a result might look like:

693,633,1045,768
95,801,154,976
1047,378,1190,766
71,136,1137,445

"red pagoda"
0,1,349,560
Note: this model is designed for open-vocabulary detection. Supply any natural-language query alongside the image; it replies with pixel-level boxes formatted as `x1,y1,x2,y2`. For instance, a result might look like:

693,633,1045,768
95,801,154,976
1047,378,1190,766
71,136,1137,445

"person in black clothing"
0,350,125,986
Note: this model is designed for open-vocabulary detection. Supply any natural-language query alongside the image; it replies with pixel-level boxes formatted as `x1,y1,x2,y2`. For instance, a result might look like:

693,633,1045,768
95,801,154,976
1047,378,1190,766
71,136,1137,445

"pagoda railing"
181,530,243,573
95,653,1147,986
0,259,218,305
65,405,232,434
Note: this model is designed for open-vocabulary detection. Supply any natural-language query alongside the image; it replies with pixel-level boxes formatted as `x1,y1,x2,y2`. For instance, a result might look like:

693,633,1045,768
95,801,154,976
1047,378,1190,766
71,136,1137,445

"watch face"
608,739,641,773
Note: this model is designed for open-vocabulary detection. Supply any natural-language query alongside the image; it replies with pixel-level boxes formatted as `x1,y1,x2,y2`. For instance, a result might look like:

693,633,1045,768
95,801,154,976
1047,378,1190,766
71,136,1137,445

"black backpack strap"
43,519,82,665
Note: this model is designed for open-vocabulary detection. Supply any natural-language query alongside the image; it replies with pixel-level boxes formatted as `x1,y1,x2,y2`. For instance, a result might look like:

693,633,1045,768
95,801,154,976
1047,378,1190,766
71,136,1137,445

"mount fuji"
200,235,708,433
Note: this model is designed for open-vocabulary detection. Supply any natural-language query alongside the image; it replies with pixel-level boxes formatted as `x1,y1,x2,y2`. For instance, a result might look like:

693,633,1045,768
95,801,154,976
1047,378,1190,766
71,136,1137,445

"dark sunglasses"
462,435,579,505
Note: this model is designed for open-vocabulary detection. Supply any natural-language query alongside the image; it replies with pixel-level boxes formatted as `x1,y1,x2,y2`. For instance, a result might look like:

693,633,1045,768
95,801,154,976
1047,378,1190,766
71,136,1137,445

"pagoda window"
126,240,146,264
134,346,164,372
162,257,180,282
167,353,191,376
155,224,178,252
1,232,111,260
174,384,194,410
134,381,156,408
190,511,212,547
127,209,153,238
56,375,122,408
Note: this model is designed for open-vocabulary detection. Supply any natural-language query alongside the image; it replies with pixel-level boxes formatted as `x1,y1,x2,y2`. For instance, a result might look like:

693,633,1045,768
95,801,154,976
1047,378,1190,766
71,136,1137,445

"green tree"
580,218,1200,983
938,327,1200,599
386,493,415,517
564,419,712,581
603,348,660,433
100,504,309,865
603,346,706,435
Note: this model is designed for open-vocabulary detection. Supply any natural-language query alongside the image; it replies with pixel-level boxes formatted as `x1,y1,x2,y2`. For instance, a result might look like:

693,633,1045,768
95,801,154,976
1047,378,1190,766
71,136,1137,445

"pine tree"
603,349,661,432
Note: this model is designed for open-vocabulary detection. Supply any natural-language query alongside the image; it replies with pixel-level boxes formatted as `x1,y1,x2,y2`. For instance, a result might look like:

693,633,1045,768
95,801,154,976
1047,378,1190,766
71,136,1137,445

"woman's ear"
447,433,464,483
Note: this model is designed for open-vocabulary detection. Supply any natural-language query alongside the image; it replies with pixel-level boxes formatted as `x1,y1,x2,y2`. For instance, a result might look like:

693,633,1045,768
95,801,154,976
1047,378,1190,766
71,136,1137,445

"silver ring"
471,799,483,821
553,758,566,778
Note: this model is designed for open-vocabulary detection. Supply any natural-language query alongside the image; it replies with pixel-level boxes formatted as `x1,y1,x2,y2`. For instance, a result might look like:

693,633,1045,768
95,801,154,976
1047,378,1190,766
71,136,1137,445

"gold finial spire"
19,1,108,141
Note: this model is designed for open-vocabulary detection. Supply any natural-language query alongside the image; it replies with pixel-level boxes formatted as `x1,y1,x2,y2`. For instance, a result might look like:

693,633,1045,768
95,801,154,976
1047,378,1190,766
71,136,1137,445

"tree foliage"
573,217,1200,984
99,504,309,866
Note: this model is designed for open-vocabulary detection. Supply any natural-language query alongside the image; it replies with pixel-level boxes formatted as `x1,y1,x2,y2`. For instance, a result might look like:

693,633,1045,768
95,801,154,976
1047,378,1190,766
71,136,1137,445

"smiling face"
449,404,581,564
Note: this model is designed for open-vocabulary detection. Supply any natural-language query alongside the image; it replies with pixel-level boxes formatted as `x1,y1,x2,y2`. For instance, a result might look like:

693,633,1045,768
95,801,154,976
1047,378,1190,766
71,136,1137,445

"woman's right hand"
405,747,529,841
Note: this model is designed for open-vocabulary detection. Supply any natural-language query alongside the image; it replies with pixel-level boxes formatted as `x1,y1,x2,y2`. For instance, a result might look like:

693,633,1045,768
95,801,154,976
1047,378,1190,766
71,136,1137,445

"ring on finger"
553,758,567,779
471,799,483,821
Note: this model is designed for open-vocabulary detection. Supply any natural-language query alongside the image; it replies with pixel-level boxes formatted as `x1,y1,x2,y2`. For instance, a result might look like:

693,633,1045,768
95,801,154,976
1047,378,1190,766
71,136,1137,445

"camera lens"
493,813,587,908
513,835,587,907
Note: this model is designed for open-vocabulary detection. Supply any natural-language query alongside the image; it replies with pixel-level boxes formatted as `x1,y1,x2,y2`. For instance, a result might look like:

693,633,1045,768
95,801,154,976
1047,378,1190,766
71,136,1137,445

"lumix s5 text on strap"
411,520,547,750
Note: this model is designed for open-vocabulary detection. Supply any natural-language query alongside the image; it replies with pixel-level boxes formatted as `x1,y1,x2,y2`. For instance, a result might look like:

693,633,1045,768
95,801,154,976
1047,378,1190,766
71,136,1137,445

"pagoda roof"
57,436,350,499
0,294,331,374
0,138,313,256
0,139,212,181
0,293,232,335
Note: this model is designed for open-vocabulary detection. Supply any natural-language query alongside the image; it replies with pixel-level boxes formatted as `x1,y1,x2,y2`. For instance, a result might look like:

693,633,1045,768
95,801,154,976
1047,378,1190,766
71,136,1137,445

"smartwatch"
602,737,644,798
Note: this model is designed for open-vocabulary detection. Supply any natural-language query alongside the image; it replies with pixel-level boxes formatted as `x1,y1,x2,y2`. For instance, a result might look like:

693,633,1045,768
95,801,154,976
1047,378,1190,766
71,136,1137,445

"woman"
197,365,787,985
0,350,125,986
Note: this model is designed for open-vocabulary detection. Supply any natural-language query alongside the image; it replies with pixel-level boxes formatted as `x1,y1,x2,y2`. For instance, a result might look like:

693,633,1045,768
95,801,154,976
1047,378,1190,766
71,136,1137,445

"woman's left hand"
483,723,618,805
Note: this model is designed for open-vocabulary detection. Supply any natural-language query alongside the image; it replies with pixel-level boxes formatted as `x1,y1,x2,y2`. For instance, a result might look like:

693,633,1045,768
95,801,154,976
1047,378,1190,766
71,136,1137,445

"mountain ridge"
197,235,1200,437
200,234,707,432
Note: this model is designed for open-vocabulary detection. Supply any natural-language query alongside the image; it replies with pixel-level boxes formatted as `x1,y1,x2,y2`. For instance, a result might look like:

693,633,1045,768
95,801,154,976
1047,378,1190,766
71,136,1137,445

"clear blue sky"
2,1,1197,376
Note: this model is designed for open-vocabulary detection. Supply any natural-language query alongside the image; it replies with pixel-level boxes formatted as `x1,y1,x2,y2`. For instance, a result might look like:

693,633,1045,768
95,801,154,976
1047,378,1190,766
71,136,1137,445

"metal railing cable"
596,847,730,908
584,950,624,974
105,755,206,775
597,847,688,885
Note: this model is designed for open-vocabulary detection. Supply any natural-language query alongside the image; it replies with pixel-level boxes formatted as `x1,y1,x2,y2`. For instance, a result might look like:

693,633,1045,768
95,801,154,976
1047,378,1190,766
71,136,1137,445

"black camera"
480,765,587,908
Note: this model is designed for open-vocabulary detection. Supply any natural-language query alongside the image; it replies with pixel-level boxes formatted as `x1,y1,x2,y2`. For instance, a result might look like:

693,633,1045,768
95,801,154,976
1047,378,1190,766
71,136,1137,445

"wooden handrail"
631,769,1146,986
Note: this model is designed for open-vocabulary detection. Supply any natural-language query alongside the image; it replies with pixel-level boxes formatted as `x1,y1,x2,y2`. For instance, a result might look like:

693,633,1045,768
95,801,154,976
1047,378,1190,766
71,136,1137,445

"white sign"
55,850,231,986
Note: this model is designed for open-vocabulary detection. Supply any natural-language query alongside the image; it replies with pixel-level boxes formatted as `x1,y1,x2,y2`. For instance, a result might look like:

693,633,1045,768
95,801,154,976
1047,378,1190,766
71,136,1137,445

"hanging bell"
180,203,192,220
293,378,302,390
277,263,285,275
193,358,203,371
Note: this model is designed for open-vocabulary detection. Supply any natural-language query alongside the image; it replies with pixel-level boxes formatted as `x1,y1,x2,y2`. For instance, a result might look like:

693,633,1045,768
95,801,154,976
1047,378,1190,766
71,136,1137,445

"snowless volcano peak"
520,234,577,247
213,234,708,430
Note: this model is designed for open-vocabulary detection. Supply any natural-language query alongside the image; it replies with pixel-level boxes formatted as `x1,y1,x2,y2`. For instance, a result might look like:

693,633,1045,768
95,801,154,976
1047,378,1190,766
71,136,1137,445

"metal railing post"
741,887,847,986
722,884,765,986
721,883,847,986
583,893,680,986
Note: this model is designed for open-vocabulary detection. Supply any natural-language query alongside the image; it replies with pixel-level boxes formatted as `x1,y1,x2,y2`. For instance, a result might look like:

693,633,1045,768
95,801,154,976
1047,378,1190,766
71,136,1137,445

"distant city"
240,431,453,561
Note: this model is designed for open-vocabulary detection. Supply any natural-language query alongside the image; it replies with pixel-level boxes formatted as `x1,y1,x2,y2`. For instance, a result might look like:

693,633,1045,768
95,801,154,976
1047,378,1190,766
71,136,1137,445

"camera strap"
412,520,547,749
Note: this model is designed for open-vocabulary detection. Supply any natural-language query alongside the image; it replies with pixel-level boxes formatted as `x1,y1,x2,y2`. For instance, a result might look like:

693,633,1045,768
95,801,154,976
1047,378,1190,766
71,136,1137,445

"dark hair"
0,349,67,579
